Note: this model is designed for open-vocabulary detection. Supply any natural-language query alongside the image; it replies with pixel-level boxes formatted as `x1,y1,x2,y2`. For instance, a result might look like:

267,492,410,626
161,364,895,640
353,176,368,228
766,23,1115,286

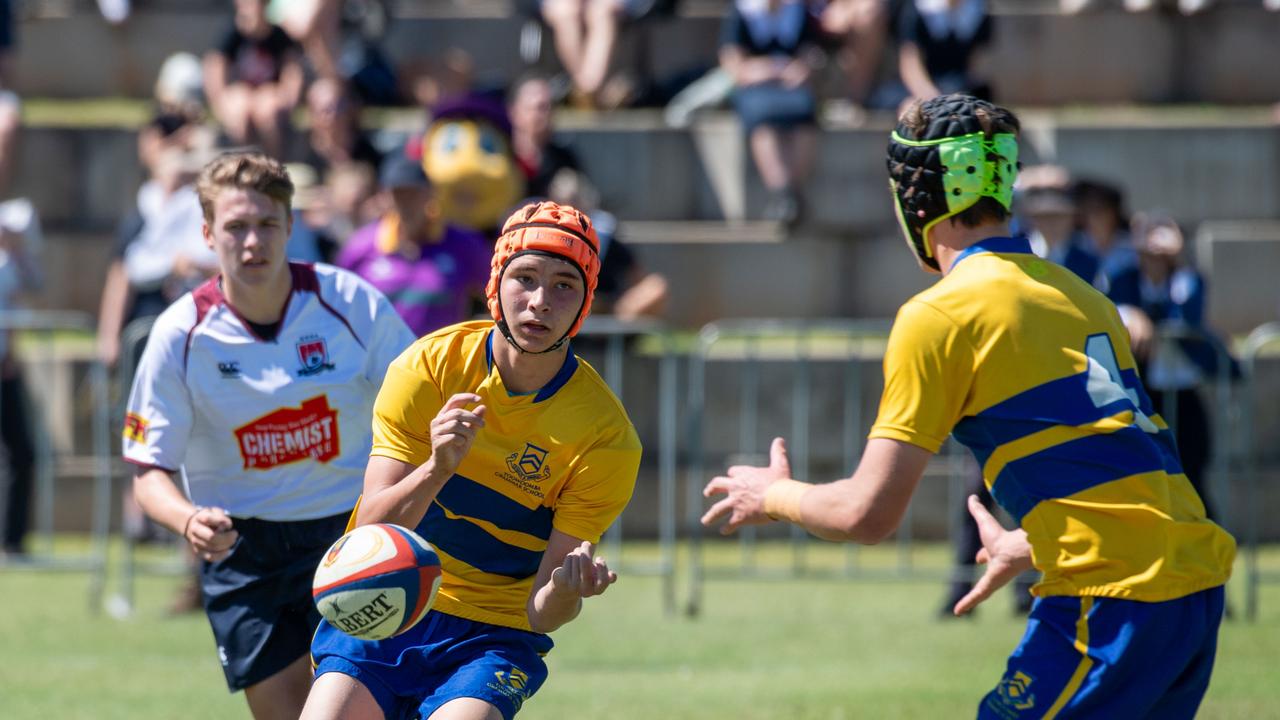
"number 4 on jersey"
1084,333,1159,434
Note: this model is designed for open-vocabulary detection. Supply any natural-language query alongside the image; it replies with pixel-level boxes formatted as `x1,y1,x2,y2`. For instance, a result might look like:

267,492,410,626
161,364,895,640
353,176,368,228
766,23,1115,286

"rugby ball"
313,523,442,640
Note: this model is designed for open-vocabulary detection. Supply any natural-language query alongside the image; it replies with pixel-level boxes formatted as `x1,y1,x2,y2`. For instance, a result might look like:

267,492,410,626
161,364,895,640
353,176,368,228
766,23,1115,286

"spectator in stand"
0,197,42,561
897,0,993,105
204,0,305,159
337,154,490,337
324,160,384,244
303,77,382,177
546,169,669,321
510,74,582,199
1022,185,1100,283
1072,177,1136,294
273,0,399,105
1102,214,1230,520
1060,0,1241,15
818,0,892,116
720,0,824,225
535,0,676,109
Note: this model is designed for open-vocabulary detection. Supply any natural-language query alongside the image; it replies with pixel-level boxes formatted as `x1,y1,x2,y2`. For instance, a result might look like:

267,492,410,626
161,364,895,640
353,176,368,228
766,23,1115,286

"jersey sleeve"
365,293,416,386
122,306,195,471
868,299,975,454
369,345,442,467
551,427,641,543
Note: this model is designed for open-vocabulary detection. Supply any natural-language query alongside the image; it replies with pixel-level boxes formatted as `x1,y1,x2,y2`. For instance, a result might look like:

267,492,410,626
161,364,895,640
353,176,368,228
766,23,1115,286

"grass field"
3,539,1280,720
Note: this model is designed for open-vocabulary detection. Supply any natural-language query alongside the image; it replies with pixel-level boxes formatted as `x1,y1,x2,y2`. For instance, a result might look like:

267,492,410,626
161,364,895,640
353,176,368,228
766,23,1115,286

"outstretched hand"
701,437,792,535
953,495,1034,616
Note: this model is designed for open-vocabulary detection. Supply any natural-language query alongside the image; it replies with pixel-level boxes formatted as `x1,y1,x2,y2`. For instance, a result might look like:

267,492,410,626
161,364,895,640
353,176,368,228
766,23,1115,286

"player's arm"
526,530,616,634
133,466,236,561
354,393,486,529
702,436,930,544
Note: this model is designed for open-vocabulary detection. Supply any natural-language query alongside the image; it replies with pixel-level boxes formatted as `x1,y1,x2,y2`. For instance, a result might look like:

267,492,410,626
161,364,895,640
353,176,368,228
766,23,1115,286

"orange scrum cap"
486,201,601,348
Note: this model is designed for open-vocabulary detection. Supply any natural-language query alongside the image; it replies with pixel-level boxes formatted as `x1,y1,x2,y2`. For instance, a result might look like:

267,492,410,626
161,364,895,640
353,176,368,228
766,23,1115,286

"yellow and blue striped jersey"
870,237,1235,602
370,320,641,631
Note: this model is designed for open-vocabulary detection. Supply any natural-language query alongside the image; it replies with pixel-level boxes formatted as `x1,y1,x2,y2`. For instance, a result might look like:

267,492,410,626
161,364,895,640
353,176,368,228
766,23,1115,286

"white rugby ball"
312,523,442,640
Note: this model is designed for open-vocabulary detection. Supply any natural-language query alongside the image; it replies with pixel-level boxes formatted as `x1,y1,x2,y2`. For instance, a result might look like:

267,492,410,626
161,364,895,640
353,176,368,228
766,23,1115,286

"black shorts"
200,511,351,691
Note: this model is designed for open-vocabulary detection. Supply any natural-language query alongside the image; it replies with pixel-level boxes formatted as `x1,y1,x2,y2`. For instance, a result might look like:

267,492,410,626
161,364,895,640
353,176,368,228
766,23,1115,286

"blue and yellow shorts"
312,610,554,720
979,586,1224,720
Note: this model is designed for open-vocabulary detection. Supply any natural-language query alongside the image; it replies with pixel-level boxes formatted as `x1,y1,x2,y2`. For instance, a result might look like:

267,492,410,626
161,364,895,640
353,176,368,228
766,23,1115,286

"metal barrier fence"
0,310,113,612
1243,322,1280,621
574,316,680,616
682,319,1255,619
684,319,981,617
105,315,192,618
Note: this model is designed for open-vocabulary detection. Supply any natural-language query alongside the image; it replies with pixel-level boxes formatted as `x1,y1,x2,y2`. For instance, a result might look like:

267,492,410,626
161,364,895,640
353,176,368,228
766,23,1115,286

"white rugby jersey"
123,262,415,521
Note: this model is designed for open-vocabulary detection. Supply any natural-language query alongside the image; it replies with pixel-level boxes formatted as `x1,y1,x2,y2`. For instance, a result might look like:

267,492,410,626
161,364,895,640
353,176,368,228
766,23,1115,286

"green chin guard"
889,131,1018,271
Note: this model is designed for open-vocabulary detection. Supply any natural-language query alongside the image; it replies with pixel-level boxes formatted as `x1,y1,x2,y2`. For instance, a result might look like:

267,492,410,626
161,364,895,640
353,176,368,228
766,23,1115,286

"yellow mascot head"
417,95,524,234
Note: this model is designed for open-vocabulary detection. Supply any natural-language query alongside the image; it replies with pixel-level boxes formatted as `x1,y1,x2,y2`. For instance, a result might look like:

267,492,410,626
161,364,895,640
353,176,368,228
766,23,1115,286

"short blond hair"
196,151,294,224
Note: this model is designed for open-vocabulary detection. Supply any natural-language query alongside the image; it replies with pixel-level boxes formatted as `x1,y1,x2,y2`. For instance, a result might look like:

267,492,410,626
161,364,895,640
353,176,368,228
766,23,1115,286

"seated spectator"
1021,185,1099,283
897,0,993,105
274,0,399,104
818,0,891,112
535,0,677,109
336,154,490,337
204,0,304,158
302,77,382,176
720,0,824,225
547,168,669,321
1102,214,1233,520
510,74,582,199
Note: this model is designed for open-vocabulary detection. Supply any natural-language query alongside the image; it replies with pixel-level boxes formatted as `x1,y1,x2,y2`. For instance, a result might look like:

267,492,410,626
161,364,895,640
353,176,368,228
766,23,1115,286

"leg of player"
243,655,314,720
300,672,383,720
428,698,504,720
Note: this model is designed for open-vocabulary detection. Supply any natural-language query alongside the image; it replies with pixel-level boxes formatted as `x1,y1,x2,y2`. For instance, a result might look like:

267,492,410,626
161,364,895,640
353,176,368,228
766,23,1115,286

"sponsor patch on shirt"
234,395,340,469
123,412,149,443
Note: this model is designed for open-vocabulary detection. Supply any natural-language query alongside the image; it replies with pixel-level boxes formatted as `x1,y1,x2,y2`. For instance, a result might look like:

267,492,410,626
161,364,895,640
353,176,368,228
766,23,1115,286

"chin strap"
495,319,571,355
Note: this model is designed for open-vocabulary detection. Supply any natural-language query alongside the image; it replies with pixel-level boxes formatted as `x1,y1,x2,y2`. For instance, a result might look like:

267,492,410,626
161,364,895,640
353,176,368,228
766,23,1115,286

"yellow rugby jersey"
370,320,641,631
870,237,1234,602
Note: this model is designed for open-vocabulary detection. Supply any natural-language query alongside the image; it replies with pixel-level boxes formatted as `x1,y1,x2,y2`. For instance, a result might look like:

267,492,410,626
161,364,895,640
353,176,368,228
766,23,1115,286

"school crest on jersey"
296,335,335,376
497,442,551,498
233,395,340,469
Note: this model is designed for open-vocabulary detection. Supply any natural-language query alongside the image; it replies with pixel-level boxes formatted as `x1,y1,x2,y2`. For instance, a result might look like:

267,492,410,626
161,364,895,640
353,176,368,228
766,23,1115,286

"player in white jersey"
123,152,415,719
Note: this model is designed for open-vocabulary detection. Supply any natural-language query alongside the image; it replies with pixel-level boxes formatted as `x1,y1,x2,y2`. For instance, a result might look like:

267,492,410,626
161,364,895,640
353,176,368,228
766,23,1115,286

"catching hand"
701,437,791,535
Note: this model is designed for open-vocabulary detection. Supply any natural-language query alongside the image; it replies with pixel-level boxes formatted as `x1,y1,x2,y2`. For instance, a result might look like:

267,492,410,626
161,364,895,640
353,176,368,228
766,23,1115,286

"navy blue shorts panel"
201,511,350,691
312,611,554,720
978,586,1224,720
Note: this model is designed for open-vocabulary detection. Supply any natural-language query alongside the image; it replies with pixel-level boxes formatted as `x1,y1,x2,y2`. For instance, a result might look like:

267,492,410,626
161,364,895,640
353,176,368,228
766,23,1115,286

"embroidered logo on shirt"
123,412,149,443
217,360,241,378
296,335,335,377
497,443,551,498
233,395,340,469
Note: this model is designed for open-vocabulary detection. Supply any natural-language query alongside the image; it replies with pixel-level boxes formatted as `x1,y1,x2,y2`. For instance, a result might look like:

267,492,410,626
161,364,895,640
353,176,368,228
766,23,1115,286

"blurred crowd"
0,0,1264,567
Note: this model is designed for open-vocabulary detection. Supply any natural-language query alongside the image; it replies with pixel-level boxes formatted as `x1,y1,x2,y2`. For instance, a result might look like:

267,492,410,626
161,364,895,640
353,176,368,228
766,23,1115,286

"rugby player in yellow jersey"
702,94,1235,719
304,201,641,720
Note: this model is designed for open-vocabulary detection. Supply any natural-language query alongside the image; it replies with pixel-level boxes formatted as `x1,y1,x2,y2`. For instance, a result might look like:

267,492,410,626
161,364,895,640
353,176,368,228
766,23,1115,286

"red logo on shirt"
123,412,148,443
234,395,340,469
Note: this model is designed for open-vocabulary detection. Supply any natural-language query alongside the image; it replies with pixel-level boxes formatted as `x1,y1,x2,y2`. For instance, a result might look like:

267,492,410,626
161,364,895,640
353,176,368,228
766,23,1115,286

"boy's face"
498,254,586,353
203,186,291,289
